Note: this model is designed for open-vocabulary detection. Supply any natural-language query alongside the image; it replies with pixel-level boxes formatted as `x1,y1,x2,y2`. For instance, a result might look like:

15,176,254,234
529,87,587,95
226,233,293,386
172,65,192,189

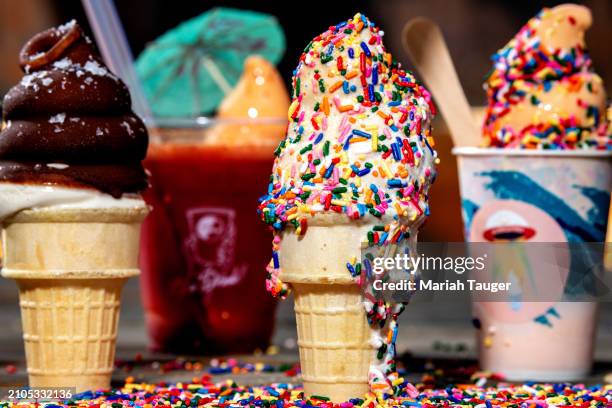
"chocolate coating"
3,68,132,118
0,21,148,195
0,115,147,162
19,20,101,71
0,161,147,198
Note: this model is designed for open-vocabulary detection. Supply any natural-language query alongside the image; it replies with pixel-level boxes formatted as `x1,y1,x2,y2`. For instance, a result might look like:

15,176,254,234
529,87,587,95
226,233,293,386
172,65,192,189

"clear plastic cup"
140,117,285,354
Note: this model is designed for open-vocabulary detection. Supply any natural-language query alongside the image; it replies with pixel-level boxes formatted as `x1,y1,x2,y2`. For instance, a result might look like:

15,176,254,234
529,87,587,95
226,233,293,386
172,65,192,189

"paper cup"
453,148,612,381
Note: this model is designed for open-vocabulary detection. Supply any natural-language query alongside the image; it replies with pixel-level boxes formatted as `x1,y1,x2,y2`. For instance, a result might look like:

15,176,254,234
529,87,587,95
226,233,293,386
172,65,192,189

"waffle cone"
1,206,147,391
279,214,374,402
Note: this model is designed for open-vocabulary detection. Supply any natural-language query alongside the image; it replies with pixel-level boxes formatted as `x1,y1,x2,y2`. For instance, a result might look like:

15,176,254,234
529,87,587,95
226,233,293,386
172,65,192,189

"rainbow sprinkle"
482,6,611,149
258,13,438,396
3,379,610,407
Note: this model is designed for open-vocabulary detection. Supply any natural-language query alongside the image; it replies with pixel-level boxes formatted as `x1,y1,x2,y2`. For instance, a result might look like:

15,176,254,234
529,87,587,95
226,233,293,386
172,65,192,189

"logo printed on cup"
184,207,247,295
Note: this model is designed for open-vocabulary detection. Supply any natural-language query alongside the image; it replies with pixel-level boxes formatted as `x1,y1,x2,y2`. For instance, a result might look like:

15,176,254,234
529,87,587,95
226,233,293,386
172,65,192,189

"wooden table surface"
1,278,611,388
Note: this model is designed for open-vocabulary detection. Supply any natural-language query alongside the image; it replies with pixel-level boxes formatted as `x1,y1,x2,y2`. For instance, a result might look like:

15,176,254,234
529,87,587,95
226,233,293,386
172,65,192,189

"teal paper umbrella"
136,7,285,117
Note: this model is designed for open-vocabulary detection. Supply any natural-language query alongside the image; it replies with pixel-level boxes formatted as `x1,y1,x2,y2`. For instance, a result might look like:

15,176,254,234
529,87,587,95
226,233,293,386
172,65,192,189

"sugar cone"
279,214,374,402
1,206,147,391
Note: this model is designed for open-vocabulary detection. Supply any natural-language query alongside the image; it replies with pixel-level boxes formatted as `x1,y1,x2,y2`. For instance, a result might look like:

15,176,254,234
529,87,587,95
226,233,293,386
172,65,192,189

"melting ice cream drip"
258,13,438,394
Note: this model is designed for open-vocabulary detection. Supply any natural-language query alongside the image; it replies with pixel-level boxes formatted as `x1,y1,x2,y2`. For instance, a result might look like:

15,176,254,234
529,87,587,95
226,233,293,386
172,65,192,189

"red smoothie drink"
139,55,290,353
140,130,281,353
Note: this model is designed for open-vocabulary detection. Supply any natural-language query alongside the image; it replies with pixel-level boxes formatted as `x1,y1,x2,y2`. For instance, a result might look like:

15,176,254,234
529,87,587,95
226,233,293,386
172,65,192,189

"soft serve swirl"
0,21,148,197
483,4,610,149
258,14,438,394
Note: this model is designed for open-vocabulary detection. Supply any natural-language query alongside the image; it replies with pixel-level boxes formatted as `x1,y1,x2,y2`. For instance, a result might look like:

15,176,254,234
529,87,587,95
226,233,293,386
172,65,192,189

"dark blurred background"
0,0,609,242
0,0,610,370
1,0,610,101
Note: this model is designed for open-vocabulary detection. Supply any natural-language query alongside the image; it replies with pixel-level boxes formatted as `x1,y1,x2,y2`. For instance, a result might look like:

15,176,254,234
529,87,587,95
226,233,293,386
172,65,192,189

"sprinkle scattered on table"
2,378,610,407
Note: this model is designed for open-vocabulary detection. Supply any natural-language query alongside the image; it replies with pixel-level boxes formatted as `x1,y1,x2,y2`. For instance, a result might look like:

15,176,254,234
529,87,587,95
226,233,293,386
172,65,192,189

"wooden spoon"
402,18,480,147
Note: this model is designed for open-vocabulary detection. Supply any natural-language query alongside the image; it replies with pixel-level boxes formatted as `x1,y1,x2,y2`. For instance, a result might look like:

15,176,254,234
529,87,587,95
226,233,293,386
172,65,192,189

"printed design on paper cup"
470,199,568,325
461,199,479,239
184,207,247,296
478,170,608,242
575,185,612,235
469,200,565,242
463,169,610,326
